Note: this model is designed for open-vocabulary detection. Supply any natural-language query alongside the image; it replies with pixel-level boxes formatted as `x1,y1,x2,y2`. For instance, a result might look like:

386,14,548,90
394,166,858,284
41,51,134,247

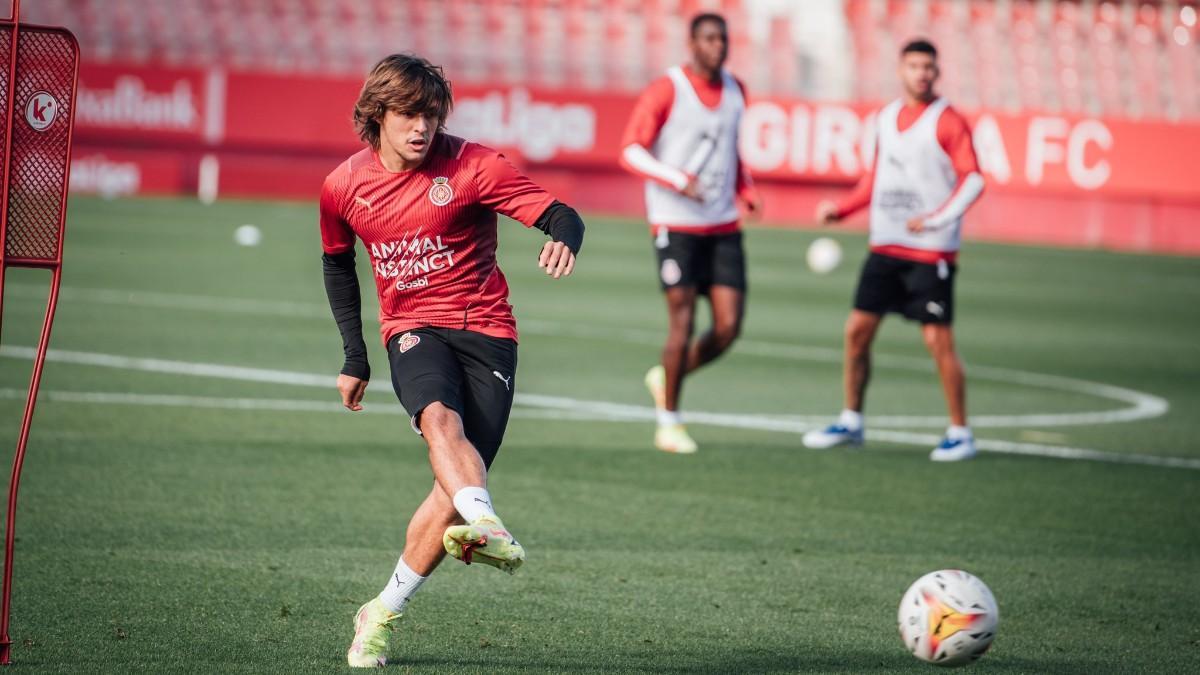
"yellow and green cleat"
346,597,402,668
645,365,698,453
443,515,525,574
654,423,699,454
644,364,667,410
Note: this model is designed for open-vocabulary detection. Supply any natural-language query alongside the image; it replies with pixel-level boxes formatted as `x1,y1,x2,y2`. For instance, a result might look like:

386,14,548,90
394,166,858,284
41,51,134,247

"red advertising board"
68,62,1200,254
75,63,217,145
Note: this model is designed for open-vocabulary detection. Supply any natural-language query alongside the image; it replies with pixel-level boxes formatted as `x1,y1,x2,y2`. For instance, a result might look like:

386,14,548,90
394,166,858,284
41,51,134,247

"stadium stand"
23,0,1199,119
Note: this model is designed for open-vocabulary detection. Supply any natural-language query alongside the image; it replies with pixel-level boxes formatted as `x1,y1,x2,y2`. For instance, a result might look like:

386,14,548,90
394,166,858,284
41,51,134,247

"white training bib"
644,66,743,228
868,98,961,252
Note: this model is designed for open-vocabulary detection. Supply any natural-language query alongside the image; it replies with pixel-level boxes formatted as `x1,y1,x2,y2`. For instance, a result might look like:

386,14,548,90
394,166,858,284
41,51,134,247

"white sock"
378,556,427,613
838,409,864,431
452,486,497,523
656,409,682,427
946,425,972,441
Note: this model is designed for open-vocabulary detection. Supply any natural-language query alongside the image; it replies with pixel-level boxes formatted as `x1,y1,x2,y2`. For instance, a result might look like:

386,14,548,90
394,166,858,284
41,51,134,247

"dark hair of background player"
901,39,938,59
690,12,726,38
353,54,453,150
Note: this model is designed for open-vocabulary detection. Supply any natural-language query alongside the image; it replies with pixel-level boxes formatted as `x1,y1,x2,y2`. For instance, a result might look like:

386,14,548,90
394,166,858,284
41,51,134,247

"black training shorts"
653,229,746,295
852,252,956,324
386,327,517,468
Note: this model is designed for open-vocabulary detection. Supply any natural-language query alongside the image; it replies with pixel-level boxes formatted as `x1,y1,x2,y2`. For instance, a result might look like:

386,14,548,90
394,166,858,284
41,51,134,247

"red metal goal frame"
0,0,79,664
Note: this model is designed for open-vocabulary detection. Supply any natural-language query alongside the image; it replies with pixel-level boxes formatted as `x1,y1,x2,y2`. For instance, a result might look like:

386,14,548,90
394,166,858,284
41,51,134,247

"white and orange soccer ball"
898,570,999,667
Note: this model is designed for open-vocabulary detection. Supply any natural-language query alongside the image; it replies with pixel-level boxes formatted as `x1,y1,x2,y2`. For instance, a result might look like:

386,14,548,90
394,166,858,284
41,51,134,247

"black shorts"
653,229,746,294
386,327,517,468
852,252,956,324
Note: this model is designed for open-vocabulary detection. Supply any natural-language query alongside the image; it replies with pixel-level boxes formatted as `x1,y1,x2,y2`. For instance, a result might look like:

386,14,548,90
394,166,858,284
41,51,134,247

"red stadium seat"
15,0,1198,120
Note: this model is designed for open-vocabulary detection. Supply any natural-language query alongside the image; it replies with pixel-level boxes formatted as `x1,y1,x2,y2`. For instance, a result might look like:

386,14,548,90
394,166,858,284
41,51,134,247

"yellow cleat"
346,597,401,668
644,365,667,410
655,423,699,454
443,515,525,574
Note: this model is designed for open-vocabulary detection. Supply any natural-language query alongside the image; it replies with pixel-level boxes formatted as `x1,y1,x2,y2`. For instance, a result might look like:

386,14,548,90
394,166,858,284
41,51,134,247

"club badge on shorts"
428,177,453,206
398,332,421,353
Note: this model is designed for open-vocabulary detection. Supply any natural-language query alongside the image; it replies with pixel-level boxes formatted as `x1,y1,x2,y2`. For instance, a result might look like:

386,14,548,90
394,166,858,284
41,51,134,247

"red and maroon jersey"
320,133,555,344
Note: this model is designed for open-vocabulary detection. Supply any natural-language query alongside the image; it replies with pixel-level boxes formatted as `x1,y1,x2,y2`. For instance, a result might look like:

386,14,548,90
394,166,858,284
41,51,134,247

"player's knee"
845,321,874,351
921,332,939,354
665,315,695,342
922,327,954,356
713,318,741,347
418,404,466,443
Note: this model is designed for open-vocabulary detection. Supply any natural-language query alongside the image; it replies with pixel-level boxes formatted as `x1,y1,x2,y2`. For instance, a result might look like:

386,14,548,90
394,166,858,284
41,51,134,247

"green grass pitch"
0,196,1197,673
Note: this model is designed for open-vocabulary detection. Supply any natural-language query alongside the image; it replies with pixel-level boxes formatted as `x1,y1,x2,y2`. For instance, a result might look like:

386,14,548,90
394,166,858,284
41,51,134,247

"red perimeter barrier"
70,62,1200,255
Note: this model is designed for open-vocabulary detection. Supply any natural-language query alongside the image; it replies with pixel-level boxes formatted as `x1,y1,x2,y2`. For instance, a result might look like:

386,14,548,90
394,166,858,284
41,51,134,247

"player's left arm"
909,108,986,233
735,159,760,213
475,149,585,279
733,77,762,215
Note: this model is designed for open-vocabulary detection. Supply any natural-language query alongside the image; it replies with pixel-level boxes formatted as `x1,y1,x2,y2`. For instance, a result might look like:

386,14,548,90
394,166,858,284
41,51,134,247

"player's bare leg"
399,484,460,575
348,485,460,667
803,309,880,449
415,403,524,570
348,404,523,666
661,286,697,410
421,402,488,498
646,286,699,453
922,324,976,461
685,285,743,372
844,310,883,412
921,324,967,426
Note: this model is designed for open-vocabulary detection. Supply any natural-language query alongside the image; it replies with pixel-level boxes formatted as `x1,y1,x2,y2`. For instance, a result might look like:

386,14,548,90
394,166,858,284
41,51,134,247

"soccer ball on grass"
898,569,999,667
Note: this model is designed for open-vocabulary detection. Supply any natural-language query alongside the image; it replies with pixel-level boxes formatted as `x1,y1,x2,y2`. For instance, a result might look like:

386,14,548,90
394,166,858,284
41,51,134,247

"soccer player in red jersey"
321,55,585,667
619,13,760,455
804,40,985,462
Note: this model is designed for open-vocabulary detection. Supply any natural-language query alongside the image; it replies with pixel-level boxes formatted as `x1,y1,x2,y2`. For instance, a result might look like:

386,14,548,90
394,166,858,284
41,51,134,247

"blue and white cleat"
802,424,864,449
929,435,977,462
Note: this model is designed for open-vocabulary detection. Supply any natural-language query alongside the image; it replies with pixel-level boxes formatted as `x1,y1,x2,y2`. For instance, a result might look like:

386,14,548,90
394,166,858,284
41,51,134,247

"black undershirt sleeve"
532,200,585,254
322,250,370,381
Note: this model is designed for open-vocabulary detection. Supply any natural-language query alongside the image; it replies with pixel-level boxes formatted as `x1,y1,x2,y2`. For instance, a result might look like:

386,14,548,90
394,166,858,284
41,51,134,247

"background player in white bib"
619,12,760,454
804,40,986,462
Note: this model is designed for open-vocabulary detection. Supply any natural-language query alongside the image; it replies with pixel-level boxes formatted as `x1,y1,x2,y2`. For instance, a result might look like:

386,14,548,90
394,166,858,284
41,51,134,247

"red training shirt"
320,133,555,344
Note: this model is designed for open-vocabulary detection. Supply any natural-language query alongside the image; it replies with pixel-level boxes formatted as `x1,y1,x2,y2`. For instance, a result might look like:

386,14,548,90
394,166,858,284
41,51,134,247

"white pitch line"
0,388,631,423
1,337,1169,432
3,283,325,319
4,283,1169,428
1,386,1197,471
0,345,332,388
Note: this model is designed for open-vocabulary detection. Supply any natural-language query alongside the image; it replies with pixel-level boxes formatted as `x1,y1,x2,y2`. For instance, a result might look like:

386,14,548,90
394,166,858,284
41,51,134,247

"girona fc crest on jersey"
428,177,453,206
397,332,421,353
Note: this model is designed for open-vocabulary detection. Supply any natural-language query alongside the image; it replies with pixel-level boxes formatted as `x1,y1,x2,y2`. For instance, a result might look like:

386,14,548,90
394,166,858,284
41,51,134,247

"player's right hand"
815,200,840,225
681,176,704,202
337,374,368,412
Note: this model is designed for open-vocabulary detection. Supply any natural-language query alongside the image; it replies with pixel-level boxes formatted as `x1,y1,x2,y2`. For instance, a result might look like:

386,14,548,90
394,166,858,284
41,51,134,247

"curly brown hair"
353,54,453,149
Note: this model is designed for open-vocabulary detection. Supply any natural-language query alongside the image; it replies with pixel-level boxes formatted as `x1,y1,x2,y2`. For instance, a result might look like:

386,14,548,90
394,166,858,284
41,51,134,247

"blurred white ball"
806,237,842,274
234,224,261,247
